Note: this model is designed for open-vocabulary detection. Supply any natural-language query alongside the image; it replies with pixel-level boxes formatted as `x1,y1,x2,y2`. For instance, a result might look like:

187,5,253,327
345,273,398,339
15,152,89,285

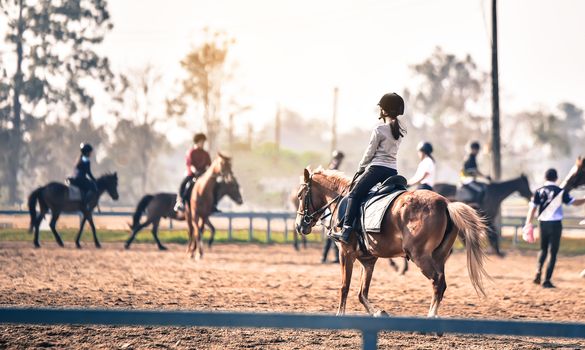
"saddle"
65,178,82,201
457,181,487,205
336,175,407,234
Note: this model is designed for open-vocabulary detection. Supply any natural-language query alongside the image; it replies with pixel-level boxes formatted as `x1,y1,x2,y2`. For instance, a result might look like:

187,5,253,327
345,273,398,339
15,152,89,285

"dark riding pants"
342,166,398,228
418,183,433,191
178,175,195,200
537,221,562,282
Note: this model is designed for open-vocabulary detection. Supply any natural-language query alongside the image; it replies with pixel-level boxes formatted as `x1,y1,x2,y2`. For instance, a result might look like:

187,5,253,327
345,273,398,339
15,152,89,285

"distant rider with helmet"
461,141,491,203
408,141,435,191
330,92,406,244
69,143,98,211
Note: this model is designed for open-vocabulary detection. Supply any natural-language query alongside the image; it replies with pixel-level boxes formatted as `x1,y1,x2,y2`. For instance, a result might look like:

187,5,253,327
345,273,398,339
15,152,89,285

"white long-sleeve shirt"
358,123,402,171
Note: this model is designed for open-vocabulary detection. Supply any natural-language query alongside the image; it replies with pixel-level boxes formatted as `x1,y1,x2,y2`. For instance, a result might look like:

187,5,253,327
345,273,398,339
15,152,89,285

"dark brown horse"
434,175,532,256
295,167,489,317
124,177,243,250
187,154,234,259
28,173,119,248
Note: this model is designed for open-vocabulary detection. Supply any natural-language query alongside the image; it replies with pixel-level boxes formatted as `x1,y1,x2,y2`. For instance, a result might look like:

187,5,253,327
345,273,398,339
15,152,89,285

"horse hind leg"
125,219,153,250
205,218,216,249
415,256,446,318
33,208,47,248
75,216,87,248
49,211,65,247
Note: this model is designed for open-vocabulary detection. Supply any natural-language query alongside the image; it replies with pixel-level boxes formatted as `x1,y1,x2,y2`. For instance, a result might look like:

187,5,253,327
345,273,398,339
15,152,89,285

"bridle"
297,174,341,227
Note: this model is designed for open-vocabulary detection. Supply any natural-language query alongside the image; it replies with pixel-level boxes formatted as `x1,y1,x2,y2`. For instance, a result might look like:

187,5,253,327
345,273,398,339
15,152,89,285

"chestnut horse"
186,154,234,259
295,167,489,317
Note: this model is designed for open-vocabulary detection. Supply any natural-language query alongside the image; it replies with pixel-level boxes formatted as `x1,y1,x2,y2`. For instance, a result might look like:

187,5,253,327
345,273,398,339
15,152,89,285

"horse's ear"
303,168,311,183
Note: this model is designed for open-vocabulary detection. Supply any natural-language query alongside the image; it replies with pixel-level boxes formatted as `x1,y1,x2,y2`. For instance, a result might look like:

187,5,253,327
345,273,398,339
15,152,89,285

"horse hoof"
76,243,82,249
158,245,167,251
34,243,40,249
374,310,388,317
124,244,130,250
95,244,102,249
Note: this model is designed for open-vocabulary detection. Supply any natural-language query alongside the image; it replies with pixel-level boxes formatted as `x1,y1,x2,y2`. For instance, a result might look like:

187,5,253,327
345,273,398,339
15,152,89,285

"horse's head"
98,172,119,201
211,152,233,178
295,167,329,235
518,173,532,200
217,174,243,205
561,156,585,191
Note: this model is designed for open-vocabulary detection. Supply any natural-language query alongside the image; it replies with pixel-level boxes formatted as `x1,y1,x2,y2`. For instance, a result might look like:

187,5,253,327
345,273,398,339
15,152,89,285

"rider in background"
408,141,435,191
330,92,406,244
524,168,585,288
174,133,212,212
322,150,344,263
70,143,98,211
461,141,491,202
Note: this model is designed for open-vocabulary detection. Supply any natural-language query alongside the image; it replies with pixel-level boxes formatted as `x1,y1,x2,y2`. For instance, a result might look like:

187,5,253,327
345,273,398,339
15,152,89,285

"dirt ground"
1,242,585,349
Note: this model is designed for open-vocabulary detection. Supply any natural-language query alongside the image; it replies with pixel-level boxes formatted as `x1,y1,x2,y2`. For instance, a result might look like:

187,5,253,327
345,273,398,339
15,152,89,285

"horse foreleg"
151,219,166,250
196,218,205,260
124,219,152,250
357,256,384,316
87,215,101,249
75,216,87,249
205,217,216,249
337,250,355,316
400,258,409,275
185,209,195,255
49,211,64,247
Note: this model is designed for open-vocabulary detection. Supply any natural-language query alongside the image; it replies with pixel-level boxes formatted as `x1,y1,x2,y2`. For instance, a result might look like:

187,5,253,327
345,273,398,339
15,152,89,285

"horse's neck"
197,171,218,196
487,178,521,205
314,177,345,201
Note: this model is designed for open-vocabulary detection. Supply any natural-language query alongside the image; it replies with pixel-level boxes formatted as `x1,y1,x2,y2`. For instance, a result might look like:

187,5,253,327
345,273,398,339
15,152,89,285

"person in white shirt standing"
408,141,435,191
524,168,585,288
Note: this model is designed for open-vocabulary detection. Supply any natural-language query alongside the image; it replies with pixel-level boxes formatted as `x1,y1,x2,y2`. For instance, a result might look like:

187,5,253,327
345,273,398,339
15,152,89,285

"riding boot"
330,198,356,244
174,195,184,212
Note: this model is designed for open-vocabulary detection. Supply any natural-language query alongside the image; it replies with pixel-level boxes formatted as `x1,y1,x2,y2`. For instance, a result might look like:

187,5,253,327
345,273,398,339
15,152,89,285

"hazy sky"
97,0,585,138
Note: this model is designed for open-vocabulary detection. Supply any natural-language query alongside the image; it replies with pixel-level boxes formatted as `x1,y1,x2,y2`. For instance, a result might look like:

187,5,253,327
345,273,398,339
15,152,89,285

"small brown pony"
295,167,489,317
186,153,234,259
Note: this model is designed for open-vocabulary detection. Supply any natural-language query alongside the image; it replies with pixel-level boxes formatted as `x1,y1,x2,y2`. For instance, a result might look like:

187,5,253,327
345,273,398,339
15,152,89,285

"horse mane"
312,167,351,193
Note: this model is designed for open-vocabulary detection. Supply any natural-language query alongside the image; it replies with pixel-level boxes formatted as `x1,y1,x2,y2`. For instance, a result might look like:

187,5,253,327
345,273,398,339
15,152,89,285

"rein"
298,174,341,226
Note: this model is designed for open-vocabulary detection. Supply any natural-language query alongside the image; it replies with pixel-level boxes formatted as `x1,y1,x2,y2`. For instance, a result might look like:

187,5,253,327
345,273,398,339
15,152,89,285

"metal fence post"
513,225,519,246
248,217,253,242
267,217,271,243
169,218,173,230
362,330,377,350
284,218,288,242
228,216,233,241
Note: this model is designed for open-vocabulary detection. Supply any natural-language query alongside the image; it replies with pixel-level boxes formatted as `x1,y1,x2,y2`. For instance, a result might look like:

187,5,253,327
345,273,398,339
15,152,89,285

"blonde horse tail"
447,202,489,296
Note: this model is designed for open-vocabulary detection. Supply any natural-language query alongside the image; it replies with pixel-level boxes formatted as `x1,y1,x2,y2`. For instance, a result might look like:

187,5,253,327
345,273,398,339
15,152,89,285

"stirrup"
174,201,184,212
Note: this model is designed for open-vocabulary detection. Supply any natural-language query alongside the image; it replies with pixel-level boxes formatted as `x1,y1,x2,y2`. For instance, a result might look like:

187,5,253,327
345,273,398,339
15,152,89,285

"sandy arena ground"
1,241,585,349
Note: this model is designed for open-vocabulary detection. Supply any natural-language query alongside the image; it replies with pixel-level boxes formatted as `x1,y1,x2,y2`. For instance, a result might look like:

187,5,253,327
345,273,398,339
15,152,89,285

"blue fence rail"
1,307,585,350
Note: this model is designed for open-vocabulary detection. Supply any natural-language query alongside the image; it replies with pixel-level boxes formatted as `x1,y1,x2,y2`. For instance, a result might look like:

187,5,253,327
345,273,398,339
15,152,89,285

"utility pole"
331,87,339,154
491,0,502,180
228,113,234,154
275,105,281,153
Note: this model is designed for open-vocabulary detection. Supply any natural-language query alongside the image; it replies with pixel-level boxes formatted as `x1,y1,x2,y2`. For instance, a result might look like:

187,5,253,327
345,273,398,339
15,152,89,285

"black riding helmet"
417,141,433,155
378,93,405,118
80,143,93,156
470,141,481,151
331,150,345,159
